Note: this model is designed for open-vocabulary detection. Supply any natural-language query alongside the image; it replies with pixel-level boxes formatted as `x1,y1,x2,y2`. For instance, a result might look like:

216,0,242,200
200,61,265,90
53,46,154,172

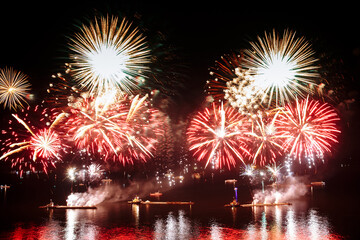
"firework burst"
87,163,104,181
0,67,32,110
187,102,251,169
276,96,340,166
63,94,161,164
246,111,286,166
240,164,255,177
206,53,243,101
30,129,62,160
243,29,319,107
69,15,151,96
0,106,65,176
224,68,266,116
266,163,283,182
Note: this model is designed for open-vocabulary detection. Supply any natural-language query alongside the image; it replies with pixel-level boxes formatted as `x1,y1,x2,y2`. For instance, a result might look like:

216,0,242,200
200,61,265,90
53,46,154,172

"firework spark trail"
243,29,319,107
87,163,104,181
64,94,161,164
206,53,243,101
67,97,125,159
241,164,255,177
187,102,251,169
69,15,151,96
0,67,31,110
224,68,266,116
31,129,62,161
265,163,284,182
246,110,287,166
46,64,83,107
0,107,65,175
276,96,340,166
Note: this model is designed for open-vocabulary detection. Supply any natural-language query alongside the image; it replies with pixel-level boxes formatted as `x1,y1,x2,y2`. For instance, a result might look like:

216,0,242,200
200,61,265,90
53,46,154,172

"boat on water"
224,200,241,207
240,202,292,207
128,196,194,205
39,199,96,209
141,201,194,205
310,181,325,187
39,205,97,209
224,179,237,184
149,191,163,197
128,196,142,204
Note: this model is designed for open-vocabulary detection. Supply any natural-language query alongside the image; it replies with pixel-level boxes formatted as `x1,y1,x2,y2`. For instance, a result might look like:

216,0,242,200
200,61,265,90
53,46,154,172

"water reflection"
65,209,99,240
131,204,140,227
210,221,223,239
65,210,77,240
4,203,343,240
154,210,195,239
245,205,342,240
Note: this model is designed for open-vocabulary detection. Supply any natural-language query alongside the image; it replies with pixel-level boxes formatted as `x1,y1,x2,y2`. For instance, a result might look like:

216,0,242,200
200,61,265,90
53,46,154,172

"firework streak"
187,102,251,169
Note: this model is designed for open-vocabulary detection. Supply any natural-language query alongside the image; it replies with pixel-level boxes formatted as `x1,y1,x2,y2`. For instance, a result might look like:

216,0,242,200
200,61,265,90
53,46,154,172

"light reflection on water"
243,205,341,240
4,203,343,240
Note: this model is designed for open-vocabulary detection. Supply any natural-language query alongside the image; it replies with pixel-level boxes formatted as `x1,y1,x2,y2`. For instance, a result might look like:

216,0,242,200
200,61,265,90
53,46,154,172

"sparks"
243,29,319,107
0,67,31,110
69,15,151,96
0,107,65,175
187,102,251,169
246,111,286,166
63,94,160,164
206,53,243,101
276,96,341,167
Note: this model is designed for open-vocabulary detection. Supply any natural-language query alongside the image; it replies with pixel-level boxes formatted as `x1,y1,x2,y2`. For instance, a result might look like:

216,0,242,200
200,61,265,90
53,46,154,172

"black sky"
0,1,359,115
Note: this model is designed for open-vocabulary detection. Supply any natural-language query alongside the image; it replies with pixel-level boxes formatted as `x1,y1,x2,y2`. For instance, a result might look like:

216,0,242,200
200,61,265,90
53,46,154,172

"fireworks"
0,107,65,176
46,64,83,107
68,167,76,181
63,94,161,164
0,67,32,110
243,29,319,107
30,129,62,160
276,97,341,167
241,164,255,177
187,102,251,169
206,53,243,101
224,68,266,116
246,111,286,166
0,22,344,179
206,53,265,115
266,163,283,182
87,164,104,181
69,15,151,96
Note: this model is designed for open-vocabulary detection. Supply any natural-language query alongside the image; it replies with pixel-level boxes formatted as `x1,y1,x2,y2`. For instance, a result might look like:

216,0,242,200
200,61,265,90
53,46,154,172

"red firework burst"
0,106,65,176
246,111,287,166
30,129,62,160
186,102,251,169
276,97,341,165
62,94,161,164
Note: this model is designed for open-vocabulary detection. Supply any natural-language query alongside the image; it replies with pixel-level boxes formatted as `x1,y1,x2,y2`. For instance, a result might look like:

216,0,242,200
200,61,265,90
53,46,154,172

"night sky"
0,1,359,162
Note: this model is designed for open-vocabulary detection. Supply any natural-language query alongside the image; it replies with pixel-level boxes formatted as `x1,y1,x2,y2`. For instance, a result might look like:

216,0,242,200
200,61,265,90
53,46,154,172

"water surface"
0,181,357,239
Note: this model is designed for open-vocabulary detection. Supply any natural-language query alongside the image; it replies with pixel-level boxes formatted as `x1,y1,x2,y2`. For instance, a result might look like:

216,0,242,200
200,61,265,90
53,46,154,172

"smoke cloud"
252,176,309,204
66,179,166,206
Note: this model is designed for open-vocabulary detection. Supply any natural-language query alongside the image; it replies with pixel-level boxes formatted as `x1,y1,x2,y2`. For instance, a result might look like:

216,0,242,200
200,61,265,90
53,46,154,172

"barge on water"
240,202,292,207
141,201,194,205
39,205,97,209
128,197,194,205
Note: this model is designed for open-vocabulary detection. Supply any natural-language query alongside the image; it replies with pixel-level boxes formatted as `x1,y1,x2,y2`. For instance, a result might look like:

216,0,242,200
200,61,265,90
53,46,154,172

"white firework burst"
224,68,266,116
0,67,31,110
69,15,151,96
243,29,319,107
